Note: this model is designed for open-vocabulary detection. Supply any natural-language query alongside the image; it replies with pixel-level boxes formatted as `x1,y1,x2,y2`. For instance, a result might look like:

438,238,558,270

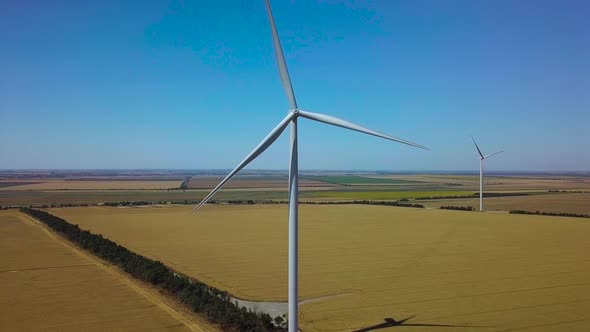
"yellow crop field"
52,205,590,331
0,210,216,331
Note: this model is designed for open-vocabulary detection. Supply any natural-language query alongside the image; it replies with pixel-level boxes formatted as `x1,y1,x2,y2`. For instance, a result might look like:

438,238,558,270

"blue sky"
1,0,588,171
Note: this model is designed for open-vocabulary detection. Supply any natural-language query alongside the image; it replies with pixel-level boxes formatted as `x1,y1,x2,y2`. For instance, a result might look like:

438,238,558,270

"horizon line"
1,168,589,174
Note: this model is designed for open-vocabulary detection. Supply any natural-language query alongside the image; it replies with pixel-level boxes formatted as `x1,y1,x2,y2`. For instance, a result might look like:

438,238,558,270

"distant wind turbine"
192,1,429,330
472,137,503,212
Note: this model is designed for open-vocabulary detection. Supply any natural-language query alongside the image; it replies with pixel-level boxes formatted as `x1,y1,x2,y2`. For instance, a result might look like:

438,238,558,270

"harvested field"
2,174,588,210
53,205,590,331
0,179,182,190
376,174,590,191
0,210,215,331
0,189,287,206
307,190,475,201
0,181,44,188
420,192,590,215
187,175,338,189
302,175,423,185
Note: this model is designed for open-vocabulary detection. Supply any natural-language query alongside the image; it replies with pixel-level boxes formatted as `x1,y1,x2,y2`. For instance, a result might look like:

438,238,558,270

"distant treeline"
547,190,588,193
302,200,425,208
509,210,590,219
23,199,426,209
101,201,201,207
217,200,426,208
20,208,287,331
193,199,425,208
419,192,530,200
440,206,475,211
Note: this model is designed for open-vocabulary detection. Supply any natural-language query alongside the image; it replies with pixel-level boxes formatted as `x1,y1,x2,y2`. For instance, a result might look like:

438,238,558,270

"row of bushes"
302,200,425,208
28,199,426,209
419,192,530,200
440,205,475,211
22,201,208,209
176,199,425,208
101,200,211,207
509,210,590,218
20,208,286,331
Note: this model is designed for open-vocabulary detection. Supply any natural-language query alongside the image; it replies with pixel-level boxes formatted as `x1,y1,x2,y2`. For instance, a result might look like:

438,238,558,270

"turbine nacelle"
472,137,502,160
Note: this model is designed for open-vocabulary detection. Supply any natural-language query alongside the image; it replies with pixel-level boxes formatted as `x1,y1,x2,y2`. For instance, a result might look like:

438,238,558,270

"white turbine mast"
193,1,429,330
472,137,503,212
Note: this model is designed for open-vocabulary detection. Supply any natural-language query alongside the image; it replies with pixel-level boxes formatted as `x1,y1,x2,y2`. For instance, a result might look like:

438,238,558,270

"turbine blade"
298,110,429,150
264,0,298,109
484,150,504,159
472,137,484,159
192,112,294,212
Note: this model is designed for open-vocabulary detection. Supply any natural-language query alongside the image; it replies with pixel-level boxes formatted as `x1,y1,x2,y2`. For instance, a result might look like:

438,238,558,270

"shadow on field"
353,315,489,331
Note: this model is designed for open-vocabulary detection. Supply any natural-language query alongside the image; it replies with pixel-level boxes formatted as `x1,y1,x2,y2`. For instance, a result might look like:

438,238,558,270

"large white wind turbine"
472,137,503,212
193,1,429,330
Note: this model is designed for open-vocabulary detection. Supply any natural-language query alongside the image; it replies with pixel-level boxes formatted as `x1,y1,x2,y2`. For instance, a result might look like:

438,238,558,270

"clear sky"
1,0,588,171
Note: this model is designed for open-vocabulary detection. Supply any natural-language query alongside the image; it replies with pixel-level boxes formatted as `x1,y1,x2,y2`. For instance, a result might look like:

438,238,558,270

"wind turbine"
192,1,429,330
472,137,503,212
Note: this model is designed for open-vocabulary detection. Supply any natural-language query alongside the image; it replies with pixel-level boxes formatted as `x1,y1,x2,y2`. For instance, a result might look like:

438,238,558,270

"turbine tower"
193,1,429,330
472,137,503,212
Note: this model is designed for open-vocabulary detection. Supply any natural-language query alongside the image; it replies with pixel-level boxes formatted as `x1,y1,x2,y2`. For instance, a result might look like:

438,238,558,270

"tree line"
20,208,287,331
509,210,590,218
23,199,426,209
440,205,475,211
303,200,425,208
418,192,530,200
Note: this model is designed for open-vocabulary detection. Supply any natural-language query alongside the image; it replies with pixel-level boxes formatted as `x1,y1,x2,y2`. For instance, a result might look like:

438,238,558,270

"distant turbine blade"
298,110,429,150
264,0,298,109
484,150,504,159
192,112,294,212
472,137,484,159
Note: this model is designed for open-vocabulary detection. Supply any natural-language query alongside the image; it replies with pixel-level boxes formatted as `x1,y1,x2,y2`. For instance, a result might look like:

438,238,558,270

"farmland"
0,179,182,190
302,175,424,185
0,170,187,190
0,188,289,206
375,174,590,192
52,204,590,331
0,210,216,331
187,175,336,189
307,190,475,201
2,171,589,214
419,192,590,215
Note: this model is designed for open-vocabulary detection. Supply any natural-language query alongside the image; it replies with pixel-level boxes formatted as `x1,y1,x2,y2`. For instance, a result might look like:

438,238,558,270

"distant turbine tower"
193,1,429,330
472,137,503,212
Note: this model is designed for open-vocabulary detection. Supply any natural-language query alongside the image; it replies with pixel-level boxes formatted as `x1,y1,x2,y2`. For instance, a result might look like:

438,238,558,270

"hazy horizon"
1,168,588,175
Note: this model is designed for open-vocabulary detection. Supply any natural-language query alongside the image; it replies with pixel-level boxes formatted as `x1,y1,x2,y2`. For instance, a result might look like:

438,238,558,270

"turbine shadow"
353,316,490,331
